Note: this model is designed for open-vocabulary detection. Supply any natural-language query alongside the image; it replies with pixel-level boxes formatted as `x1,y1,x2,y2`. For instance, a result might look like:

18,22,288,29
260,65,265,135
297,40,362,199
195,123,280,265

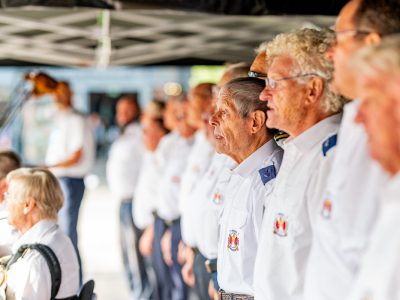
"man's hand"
139,224,154,257
161,229,173,266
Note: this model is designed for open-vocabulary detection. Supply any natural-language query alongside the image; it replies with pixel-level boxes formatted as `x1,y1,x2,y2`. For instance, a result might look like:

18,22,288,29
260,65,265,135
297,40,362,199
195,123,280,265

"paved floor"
79,169,131,300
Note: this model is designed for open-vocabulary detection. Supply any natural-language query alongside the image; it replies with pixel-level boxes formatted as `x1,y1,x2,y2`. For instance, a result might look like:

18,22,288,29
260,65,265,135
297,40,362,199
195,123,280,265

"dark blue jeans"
152,217,172,300
58,177,85,285
120,199,153,300
170,220,187,300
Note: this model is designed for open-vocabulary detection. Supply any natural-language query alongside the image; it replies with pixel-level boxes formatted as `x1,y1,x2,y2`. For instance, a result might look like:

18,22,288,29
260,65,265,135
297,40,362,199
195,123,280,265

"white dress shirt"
194,153,236,259
304,101,389,300
180,130,215,246
133,151,161,229
347,173,400,300
0,205,19,257
6,220,79,300
218,140,283,295
155,132,194,221
106,122,144,200
46,108,95,178
253,114,342,300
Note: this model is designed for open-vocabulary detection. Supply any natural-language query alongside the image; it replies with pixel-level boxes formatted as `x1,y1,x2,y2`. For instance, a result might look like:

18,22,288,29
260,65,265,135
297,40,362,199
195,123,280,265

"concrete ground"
79,163,131,300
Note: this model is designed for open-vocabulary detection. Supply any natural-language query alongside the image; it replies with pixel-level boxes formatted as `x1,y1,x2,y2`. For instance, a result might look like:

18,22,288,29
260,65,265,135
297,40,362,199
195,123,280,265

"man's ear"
250,110,267,134
23,197,36,215
305,77,324,106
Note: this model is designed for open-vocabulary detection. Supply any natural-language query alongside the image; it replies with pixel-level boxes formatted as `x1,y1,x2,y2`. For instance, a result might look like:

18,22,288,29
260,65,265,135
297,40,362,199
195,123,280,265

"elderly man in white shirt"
304,1,400,299
178,83,215,297
254,28,347,300
45,81,95,284
209,77,283,300
3,168,79,300
344,33,400,300
151,96,196,300
106,95,146,299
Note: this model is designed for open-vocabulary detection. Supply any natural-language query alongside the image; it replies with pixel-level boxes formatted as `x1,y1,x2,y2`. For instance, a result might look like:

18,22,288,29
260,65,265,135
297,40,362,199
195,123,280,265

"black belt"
218,290,254,300
205,258,217,273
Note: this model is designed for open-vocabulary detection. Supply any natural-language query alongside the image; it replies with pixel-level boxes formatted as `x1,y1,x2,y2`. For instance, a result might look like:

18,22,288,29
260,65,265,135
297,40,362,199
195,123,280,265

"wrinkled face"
141,114,166,152
355,75,400,174
386,75,400,126
209,89,250,159
116,99,137,127
259,56,308,136
187,90,211,129
327,0,365,99
175,102,196,139
163,99,179,131
6,181,26,230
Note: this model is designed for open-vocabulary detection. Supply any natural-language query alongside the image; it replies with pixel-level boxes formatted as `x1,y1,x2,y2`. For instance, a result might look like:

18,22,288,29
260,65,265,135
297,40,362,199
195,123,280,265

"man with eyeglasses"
253,28,347,300
304,1,400,299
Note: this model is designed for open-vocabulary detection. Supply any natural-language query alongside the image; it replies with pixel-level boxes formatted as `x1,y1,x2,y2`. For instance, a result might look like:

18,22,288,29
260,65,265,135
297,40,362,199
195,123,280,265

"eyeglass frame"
264,73,320,90
248,71,268,79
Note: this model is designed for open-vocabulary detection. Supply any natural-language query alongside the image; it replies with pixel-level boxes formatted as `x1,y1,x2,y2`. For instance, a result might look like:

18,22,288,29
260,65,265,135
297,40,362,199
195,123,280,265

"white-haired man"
254,28,346,300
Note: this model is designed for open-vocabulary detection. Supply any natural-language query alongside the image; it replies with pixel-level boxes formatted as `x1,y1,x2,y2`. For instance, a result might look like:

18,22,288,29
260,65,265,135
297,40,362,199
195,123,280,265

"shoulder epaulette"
322,134,338,156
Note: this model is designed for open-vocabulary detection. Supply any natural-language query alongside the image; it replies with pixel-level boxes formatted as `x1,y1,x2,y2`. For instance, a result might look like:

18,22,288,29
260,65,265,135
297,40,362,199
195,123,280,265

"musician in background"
45,81,95,284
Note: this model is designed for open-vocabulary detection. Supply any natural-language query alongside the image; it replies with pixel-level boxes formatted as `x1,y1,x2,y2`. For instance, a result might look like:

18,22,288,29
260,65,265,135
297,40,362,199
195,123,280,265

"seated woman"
4,168,79,300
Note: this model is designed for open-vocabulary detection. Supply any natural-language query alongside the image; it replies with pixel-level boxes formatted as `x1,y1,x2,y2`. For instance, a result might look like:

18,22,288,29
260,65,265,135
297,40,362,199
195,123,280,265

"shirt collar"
283,113,342,154
12,219,58,253
234,139,279,178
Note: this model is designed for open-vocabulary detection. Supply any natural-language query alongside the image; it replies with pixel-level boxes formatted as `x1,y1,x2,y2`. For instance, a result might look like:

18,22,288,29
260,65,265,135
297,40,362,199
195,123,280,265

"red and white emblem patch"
212,191,223,205
321,199,332,219
273,213,288,237
227,230,239,251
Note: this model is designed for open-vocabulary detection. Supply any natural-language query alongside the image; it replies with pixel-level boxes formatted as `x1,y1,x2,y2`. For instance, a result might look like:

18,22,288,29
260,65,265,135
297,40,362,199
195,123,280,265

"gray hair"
0,151,20,180
265,28,346,114
255,41,268,54
353,34,400,77
221,77,266,117
223,62,250,80
6,168,64,220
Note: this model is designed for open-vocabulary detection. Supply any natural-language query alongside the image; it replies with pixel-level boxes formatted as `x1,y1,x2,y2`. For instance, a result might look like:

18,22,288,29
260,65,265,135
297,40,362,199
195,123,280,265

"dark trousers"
193,252,211,300
120,199,153,300
152,217,172,300
58,176,85,285
170,220,187,300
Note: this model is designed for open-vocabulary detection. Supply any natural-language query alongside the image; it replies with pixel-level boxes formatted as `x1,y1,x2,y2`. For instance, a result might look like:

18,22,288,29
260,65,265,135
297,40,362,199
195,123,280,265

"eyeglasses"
248,71,268,79
265,73,319,89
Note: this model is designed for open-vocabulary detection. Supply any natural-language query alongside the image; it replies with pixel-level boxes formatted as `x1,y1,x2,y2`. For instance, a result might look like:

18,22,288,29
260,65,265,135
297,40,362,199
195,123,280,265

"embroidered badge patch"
212,191,223,205
259,165,277,185
321,199,332,219
227,230,239,251
273,213,288,237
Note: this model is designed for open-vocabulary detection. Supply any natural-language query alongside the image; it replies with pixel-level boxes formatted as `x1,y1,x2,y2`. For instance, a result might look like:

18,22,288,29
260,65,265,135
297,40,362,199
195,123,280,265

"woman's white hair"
265,28,347,113
7,168,64,220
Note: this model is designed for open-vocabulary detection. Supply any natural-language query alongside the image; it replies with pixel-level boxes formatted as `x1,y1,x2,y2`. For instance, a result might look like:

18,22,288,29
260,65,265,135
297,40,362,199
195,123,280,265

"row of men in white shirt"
106,0,400,299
